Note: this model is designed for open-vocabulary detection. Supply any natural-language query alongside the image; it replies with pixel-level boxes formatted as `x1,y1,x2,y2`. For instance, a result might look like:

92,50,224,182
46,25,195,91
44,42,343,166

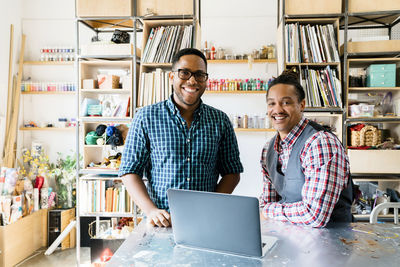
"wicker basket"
351,125,382,147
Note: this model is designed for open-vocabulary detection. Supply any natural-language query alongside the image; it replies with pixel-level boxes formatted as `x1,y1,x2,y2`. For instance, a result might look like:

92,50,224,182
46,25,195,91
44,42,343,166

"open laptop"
167,189,278,258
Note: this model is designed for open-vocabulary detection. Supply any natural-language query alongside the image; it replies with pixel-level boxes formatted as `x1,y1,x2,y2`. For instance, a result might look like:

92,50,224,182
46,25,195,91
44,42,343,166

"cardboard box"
137,0,193,16
97,75,120,89
82,79,98,89
77,0,133,17
346,0,400,13
0,209,47,267
285,0,341,15
340,40,400,55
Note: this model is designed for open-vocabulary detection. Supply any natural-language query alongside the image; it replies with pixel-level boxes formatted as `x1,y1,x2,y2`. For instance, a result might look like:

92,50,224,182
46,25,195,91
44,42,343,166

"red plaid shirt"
259,117,350,227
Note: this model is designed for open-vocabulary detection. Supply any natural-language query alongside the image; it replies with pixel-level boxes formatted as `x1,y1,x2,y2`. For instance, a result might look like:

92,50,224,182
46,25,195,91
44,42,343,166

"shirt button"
187,139,190,143
181,121,185,125
187,157,190,162
187,177,190,181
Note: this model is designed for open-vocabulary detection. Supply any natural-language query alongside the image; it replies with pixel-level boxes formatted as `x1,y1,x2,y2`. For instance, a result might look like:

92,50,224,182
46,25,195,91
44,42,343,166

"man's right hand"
147,208,171,227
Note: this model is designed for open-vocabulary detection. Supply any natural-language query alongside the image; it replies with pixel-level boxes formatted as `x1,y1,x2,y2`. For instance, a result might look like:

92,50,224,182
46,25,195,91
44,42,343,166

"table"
107,219,400,267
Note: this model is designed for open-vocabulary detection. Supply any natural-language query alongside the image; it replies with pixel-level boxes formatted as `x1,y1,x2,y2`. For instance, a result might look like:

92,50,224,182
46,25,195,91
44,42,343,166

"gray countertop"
107,219,400,267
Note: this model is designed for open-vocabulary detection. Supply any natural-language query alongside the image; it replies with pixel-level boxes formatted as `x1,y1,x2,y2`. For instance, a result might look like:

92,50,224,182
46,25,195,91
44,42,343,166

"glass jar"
217,47,225,60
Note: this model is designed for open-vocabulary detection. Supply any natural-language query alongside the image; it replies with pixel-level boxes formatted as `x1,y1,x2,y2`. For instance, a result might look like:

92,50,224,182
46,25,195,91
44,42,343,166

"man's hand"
260,210,267,221
147,208,171,227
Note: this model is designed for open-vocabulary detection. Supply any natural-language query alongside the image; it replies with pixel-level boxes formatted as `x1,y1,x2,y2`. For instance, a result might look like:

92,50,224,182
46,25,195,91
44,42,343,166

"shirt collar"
274,117,308,152
166,94,204,118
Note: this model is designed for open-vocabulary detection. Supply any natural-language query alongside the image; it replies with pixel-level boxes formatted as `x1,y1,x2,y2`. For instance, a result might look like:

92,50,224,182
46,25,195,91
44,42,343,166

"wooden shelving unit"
341,0,400,222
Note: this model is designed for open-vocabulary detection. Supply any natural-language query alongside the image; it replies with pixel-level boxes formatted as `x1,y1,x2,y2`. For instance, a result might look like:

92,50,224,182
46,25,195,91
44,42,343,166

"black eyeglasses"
174,69,209,82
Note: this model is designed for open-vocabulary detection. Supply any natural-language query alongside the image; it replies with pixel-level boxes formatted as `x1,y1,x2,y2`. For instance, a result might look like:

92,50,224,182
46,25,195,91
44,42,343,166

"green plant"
52,153,82,208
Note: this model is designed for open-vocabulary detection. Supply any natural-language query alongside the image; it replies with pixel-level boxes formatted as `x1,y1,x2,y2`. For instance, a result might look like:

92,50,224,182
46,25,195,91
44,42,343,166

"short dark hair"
171,48,207,70
268,70,305,102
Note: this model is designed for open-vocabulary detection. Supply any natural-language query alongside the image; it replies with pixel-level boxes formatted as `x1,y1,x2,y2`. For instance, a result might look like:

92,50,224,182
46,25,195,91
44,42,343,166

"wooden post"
3,25,14,161
3,34,25,168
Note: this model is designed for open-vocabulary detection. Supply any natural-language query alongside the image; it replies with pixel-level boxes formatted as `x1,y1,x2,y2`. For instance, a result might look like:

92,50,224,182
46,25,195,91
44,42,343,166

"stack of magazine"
285,23,340,63
142,25,194,63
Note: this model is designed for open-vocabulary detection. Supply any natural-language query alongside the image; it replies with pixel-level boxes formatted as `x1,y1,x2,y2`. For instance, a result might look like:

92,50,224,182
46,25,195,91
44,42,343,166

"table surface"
107,219,400,267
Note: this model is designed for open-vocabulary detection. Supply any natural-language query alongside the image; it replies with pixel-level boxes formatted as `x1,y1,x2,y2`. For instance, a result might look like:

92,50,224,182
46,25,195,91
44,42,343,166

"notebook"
167,189,278,258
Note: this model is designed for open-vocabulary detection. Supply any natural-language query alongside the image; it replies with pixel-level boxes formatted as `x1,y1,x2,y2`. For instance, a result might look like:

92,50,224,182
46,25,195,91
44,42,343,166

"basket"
351,125,381,147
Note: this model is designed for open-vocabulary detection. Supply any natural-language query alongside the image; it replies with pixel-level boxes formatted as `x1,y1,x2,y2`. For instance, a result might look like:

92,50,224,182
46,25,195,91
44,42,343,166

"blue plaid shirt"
119,96,243,210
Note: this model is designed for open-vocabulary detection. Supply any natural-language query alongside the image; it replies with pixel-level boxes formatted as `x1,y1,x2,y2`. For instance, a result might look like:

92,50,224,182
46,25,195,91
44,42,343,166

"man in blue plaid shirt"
119,48,243,227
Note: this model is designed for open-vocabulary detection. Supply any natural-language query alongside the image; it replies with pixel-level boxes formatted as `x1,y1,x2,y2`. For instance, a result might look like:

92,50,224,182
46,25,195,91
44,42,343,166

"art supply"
40,46,74,62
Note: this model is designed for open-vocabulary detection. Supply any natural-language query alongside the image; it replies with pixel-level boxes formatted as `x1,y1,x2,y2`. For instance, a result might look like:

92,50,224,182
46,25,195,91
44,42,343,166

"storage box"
348,150,400,174
349,103,374,117
77,0,133,17
0,209,47,267
97,75,120,89
81,43,141,57
346,0,400,13
285,0,341,15
366,64,396,87
137,0,194,16
340,40,400,55
82,79,97,89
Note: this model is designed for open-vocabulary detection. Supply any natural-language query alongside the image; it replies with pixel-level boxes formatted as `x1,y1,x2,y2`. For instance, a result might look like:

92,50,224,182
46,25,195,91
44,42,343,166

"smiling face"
170,54,207,111
267,83,305,139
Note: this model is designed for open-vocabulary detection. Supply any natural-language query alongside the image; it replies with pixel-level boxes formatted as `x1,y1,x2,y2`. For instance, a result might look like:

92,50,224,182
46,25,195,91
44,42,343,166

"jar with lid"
216,47,225,60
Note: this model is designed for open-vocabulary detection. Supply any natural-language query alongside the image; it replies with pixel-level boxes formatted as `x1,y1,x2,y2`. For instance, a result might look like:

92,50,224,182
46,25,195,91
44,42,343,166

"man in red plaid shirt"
260,71,353,227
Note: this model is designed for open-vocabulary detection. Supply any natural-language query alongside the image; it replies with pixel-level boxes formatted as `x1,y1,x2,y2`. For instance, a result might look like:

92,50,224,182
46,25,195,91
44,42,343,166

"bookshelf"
341,0,400,221
278,0,344,141
137,18,198,108
75,0,199,264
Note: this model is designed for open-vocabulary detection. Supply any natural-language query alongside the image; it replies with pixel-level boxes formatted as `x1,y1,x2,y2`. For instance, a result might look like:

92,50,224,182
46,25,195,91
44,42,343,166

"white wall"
201,0,278,197
19,0,76,162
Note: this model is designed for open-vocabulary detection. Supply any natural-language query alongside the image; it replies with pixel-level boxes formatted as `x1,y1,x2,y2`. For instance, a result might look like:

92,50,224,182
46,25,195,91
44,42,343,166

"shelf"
234,128,275,132
20,127,75,131
80,89,131,94
79,212,134,218
285,62,340,66
83,145,124,148
346,116,400,122
78,17,136,31
80,174,121,181
141,62,173,67
21,91,76,95
349,87,400,92
204,90,267,94
79,169,119,175
23,61,74,65
348,57,400,63
208,59,277,64
79,55,135,60
304,107,343,112
344,12,400,29
80,117,132,122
